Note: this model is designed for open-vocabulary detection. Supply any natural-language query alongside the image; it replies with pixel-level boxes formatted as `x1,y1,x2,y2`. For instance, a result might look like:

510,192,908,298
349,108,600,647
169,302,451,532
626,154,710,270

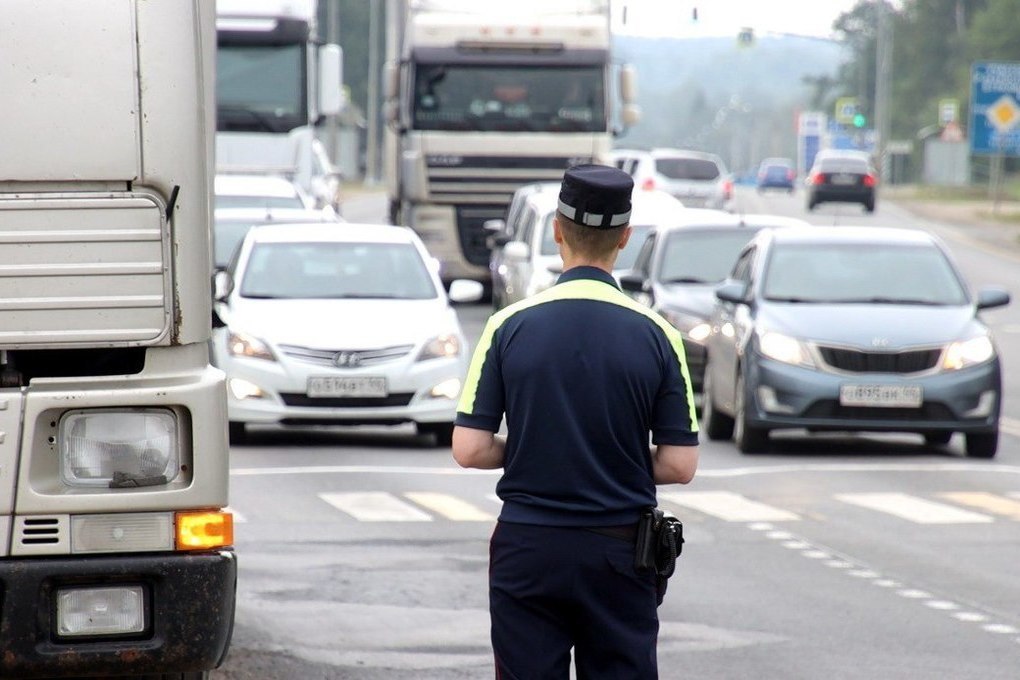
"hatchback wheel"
418,422,454,447
965,429,998,458
228,421,247,446
701,369,734,440
733,375,769,454
864,199,876,213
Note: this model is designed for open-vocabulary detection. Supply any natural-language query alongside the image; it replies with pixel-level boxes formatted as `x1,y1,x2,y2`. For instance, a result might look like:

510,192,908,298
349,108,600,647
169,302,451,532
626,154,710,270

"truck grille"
425,155,581,205
0,193,171,348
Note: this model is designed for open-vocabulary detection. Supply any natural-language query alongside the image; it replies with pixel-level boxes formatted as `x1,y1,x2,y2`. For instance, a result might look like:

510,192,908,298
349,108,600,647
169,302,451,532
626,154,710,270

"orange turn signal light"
175,510,234,550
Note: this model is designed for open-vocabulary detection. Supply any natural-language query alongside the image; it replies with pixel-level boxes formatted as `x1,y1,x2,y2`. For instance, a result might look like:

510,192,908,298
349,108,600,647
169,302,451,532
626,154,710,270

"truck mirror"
318,44,343,116
619,64,638,104
621,103,642,127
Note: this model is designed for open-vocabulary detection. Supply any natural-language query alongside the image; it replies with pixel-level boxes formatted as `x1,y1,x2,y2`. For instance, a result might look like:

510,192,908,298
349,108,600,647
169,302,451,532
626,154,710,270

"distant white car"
610,148,734,210
211,222,484,445
488,183,689,310
213,207,342,269
215,174,314,211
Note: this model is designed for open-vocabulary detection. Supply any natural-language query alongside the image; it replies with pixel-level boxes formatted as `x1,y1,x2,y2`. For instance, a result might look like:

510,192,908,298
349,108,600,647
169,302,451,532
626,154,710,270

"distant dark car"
702,227,1010,457
806,151,877,212
619,212,809,396
756,158,796,193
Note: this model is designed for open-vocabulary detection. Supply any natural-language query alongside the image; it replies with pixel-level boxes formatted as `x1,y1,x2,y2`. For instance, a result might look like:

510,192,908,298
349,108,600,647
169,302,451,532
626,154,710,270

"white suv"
610,148,733,210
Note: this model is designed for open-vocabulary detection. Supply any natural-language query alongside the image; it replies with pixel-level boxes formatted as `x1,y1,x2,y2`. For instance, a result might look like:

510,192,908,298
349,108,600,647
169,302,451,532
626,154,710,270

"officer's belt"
583,523,639,543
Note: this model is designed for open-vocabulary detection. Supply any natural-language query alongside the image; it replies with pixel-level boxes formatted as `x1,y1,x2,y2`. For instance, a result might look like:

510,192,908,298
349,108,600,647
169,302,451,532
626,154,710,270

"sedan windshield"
764,243,967,305
659,229,762,283
240,242,438,300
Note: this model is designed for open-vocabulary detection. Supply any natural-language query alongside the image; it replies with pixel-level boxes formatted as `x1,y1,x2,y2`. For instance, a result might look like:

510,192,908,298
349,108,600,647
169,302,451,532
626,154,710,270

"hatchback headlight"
227,329,276,362
60,409,179,488
759,331,815,368
660,308,711,344
417,334,461,361
943,336,995,370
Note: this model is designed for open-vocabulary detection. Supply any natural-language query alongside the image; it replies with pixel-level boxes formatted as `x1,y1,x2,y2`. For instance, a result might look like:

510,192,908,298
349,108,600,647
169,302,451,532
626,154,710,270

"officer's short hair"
556,212,626,259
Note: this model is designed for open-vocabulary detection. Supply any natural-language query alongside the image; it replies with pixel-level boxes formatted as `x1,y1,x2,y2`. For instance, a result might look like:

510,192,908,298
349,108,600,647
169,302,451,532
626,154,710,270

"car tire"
965,430,998,458
733,374,769,454
701,369,734,441
807,199,817,211
418,422,454,447
228,421,247,446
924,431,953,447
864,199,876,213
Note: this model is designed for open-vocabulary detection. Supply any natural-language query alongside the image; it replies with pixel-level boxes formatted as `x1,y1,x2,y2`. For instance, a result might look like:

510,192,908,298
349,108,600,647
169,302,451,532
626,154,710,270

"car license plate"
839,384,922,408
830,173,856,185
307,376,387,398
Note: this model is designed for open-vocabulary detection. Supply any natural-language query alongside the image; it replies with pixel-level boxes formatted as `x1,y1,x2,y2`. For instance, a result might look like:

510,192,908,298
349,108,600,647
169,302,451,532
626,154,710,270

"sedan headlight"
758,331,815,368
943,335,995,370
526,269,558,298
227,329,276,362
660,308,711,344
60,409,179,488
417,333,461,361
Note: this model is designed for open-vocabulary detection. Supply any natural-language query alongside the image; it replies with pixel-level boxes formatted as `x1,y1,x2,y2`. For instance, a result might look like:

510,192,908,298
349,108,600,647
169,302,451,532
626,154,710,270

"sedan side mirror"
213,269,234,302
976,286,1011,310
448,279,485,304
715,281,749,304
619,272,647,293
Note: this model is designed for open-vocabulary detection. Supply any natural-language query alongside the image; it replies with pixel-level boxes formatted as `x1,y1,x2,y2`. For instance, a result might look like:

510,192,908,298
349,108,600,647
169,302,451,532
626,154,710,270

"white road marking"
659,490,800,522
404,492,495,521
318,492,433,522
953,612,988,623
939,491,1020,520
836,492,994,524
983,623,1019,634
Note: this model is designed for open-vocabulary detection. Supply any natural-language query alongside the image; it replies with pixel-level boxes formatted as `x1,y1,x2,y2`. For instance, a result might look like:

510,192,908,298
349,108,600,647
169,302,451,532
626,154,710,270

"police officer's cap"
557,164,633,229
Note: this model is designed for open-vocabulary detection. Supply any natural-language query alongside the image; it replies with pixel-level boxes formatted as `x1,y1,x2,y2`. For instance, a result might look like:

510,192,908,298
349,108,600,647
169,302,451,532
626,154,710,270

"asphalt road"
217,186,1020,679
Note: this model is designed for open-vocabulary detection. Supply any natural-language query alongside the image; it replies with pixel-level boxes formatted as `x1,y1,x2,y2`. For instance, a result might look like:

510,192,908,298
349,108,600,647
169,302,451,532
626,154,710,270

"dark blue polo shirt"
456,266,698,527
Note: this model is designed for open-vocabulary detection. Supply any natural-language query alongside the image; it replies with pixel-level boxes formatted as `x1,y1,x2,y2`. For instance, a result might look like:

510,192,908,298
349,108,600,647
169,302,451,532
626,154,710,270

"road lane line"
318,492,433,522
939,491,1020,520
836,492,993,524
659,490,800,522
404,492,495,521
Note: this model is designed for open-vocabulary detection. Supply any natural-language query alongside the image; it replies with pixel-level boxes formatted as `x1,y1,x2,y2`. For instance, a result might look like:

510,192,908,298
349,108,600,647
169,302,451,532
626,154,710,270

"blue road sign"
969,61,1020,155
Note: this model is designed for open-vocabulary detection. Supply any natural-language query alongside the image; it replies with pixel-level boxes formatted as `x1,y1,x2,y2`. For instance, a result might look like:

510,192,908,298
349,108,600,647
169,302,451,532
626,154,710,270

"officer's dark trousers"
489,521,659,679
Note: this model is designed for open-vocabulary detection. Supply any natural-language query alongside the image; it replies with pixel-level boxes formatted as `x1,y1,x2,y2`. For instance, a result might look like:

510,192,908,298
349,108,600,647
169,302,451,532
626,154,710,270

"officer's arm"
651,444,699,484
452,426,506,469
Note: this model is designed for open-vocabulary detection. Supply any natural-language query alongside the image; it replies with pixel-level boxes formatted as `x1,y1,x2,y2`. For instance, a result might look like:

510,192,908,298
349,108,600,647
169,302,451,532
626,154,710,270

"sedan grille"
280,393,415,408
279,344,415,368
818,346,941,374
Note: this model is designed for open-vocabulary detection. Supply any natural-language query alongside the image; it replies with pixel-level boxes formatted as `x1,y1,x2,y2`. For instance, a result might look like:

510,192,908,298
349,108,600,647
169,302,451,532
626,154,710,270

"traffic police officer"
452,164,699,678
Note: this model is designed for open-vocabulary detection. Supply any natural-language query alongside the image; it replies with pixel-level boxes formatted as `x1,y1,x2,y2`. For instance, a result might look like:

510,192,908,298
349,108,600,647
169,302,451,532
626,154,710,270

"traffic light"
737,27,754,46
852,112,867,128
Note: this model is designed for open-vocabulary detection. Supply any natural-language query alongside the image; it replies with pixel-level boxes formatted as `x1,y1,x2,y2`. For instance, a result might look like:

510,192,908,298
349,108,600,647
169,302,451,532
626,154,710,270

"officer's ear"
617,225,632,251
552,216,564,245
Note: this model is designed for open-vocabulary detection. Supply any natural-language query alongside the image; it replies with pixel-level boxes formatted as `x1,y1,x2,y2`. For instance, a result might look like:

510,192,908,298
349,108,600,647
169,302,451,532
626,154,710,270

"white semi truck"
0,2,234,677
384,0,640,286
216,0,344,211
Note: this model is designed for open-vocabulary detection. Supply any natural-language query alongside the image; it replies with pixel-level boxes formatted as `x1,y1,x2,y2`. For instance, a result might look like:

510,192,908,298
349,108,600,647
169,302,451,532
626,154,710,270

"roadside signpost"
969,61,1020,155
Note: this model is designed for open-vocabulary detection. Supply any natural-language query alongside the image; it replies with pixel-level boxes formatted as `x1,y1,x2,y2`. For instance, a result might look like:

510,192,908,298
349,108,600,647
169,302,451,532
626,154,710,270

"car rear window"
815,157,870,173
655,157,721,181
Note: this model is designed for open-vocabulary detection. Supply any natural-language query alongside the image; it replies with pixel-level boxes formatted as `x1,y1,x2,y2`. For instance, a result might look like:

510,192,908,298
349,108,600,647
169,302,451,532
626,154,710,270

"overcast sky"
614,0,861,39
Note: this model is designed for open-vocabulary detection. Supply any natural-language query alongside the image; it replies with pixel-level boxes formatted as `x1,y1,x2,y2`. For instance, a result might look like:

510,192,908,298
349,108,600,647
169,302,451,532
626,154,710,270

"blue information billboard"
969,61,1020,156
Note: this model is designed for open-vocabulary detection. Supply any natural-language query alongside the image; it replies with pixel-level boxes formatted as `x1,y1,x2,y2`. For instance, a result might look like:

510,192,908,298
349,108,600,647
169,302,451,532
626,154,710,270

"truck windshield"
217,44,307,133
413,64,606,133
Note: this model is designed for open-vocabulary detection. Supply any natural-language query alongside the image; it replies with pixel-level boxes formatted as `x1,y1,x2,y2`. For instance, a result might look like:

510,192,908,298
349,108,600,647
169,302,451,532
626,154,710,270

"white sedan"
211,223,483,445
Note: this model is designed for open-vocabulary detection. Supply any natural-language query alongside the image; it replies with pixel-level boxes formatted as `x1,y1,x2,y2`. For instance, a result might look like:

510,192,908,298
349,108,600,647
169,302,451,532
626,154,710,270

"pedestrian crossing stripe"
836,492,994,524
404,492,495,521
939,492,1020,520
659,490,800,522
319,492,434,522
235,490,1020,524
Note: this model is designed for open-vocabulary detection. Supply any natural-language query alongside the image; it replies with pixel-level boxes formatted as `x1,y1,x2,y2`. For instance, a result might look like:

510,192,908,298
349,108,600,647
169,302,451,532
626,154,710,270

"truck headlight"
59,409,179,488
56,585,146,637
